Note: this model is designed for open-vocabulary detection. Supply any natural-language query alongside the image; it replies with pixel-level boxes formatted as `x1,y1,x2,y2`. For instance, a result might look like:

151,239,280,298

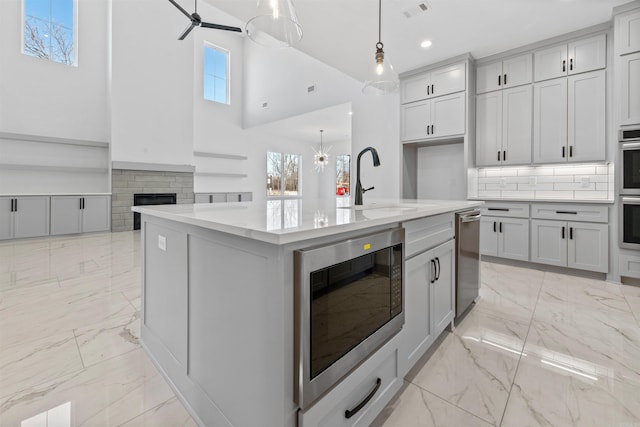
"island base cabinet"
298,342,402,427
530,220,608,273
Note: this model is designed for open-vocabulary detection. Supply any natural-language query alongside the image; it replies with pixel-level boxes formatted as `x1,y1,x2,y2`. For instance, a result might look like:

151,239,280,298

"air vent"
262,102,268,108
307,85,316,93
392,0,430,19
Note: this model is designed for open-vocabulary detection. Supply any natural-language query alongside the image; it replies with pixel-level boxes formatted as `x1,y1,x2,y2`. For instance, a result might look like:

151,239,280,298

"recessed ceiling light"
420,40,432,48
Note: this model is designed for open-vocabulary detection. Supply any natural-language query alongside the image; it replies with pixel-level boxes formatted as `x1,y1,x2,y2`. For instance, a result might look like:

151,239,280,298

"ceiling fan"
168,0,242,40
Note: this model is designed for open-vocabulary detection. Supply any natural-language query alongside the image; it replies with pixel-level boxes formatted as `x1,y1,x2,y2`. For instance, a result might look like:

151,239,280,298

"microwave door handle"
622,197,640,205
622,142,640,149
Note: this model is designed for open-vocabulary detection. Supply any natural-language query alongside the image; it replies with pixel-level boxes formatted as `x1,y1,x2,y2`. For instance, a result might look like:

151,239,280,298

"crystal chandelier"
313,129,331,172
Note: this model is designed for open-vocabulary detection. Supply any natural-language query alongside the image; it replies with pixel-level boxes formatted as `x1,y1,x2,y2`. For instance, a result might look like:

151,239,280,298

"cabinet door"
501,85,532,165
568,34,606,75
401,100,430,142
530,219,567,267
616,9,640,55
621,52,640,126
401,72,430,104
431,92,465,138
0,198,13,240
401,252,433,374
498,218,529,261
480,217,498,257
476,91,503,166
82,196,111,233
431,240,455,337
50,196,82,235
535,44,567,82
13,196,50,239
568,222,608,273
430,62,466,97
502,53,533,88
568,70,606,162
476,61,503,94
533,78,568,163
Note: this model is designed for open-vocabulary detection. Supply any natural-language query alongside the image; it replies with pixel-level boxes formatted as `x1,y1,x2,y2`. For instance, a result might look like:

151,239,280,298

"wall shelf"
194,151,248,161
195,172,248,178
0,163,109,173
0,132,109,148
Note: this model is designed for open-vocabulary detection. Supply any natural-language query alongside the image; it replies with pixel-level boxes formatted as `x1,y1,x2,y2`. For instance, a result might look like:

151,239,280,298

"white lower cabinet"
51,195,111,235
530,220,608,273
298,340,402,427
0,196,50,240
480,216,529,261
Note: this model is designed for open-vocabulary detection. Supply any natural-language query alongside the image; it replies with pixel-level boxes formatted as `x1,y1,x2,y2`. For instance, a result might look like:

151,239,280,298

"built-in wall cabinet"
476,53,533,94
533,70,606,163
616,6,640,126
400,62,466,143
534,34,607,82
0,196,50,240
50,195,111,235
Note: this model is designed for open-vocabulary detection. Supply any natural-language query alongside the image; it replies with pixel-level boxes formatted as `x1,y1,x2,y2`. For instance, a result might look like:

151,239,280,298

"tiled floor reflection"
1,232,640,426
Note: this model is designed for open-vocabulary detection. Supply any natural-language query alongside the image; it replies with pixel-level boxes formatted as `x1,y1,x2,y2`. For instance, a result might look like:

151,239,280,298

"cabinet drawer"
620,254,640,279
298,345,401,427
531,203,608,223
403,213,454,258
479,203,530,218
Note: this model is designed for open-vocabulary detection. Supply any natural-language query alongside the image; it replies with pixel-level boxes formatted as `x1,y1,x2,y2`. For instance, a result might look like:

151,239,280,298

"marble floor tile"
74,310,141,367
621,283,640,327
119,396,199,427
502,353,640,427
0,348,175,427
0,330,84,402
371,381,493,427
410,309,529,425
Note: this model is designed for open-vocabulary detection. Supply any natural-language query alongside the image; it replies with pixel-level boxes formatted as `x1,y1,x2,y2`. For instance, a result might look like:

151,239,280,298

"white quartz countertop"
133,197,483,245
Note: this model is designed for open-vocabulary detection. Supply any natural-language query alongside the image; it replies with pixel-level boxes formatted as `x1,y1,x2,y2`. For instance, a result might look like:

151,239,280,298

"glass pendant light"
312,129,331,172
362,0,399,94
246,0,303,48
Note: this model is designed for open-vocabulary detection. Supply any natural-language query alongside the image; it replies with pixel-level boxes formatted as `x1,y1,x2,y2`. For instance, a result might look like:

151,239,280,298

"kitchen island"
133,197,482,427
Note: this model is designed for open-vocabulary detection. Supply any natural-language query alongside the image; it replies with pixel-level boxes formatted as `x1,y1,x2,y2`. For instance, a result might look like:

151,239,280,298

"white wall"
110,0,194,166
0,0,108,141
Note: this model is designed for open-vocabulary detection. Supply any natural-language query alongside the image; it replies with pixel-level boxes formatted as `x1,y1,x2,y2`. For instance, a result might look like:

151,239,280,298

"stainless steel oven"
620,196,640,249
294,228,404,409
620,127,640,195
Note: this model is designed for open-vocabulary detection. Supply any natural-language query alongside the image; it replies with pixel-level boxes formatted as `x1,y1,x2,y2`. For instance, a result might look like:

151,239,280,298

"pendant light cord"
378,0,382,44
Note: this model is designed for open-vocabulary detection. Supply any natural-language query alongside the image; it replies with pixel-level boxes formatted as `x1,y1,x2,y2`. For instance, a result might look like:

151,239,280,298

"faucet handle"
363,186,375,193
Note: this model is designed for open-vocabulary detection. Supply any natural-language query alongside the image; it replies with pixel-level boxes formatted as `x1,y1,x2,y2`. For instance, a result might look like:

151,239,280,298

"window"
267,152,300,197
336,154,351,195
204,44,229,104
23,0,76,65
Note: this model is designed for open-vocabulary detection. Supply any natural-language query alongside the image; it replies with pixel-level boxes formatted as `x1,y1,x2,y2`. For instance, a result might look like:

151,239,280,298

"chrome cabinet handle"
345,378,381,419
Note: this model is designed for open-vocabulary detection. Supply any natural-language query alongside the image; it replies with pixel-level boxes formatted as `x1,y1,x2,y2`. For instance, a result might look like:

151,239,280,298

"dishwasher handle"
459,212,481,223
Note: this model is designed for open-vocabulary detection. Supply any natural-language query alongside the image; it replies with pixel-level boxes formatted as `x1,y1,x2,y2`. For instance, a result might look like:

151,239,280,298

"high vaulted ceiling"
207,0,629,82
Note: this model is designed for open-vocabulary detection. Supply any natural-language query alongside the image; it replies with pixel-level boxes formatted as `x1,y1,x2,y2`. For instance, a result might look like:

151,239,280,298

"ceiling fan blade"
167,0,192,19
178,23,197,40
200,21,242,33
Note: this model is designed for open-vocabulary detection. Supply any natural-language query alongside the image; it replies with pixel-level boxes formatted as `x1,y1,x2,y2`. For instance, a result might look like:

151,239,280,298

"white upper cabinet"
534,34,606,82
476,53,532,93
401,93,465,142
615,8,640,55
401,62,466,104
621,51,640,125
533,78,568,163
476,86,532,166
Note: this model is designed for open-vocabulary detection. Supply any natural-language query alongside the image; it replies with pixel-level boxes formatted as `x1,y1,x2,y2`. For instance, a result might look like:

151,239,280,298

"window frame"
203,42,230,105
21,0,78,66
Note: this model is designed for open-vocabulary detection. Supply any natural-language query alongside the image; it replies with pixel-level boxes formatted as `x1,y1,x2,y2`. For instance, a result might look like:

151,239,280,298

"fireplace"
133,193,177,230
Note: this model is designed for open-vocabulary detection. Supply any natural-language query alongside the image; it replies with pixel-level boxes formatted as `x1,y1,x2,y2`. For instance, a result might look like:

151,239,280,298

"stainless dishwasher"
455,210,481,318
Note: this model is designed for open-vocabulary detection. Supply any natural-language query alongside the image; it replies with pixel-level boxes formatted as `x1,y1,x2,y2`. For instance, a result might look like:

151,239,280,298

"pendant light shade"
246,0,303,48
362,0,399,94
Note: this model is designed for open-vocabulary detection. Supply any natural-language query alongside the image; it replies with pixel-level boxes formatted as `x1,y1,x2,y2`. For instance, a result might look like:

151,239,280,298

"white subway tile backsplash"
475,163,611,202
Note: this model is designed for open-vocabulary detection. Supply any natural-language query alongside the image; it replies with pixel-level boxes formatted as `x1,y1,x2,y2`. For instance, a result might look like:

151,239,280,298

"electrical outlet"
580,176,590,188
158,235,166,251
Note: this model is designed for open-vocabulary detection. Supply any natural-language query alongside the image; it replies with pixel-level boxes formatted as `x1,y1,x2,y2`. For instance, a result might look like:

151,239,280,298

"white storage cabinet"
401,62,466,104
479,203,530,261
533,70,606,163
530,204,609,273
401,93,465,142
0,196,50,240
476,53,532,94
50,195,111,235
534,34,606,82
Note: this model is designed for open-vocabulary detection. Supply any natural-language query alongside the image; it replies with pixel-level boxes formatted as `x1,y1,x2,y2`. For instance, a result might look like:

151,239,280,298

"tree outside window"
267,152,300,197
23,0,75,65
336,154,350,195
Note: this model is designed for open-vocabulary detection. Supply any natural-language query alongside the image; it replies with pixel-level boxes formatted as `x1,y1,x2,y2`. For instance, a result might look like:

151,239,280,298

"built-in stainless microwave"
294,228,404,410
620,196,640,249
620,127,640,195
